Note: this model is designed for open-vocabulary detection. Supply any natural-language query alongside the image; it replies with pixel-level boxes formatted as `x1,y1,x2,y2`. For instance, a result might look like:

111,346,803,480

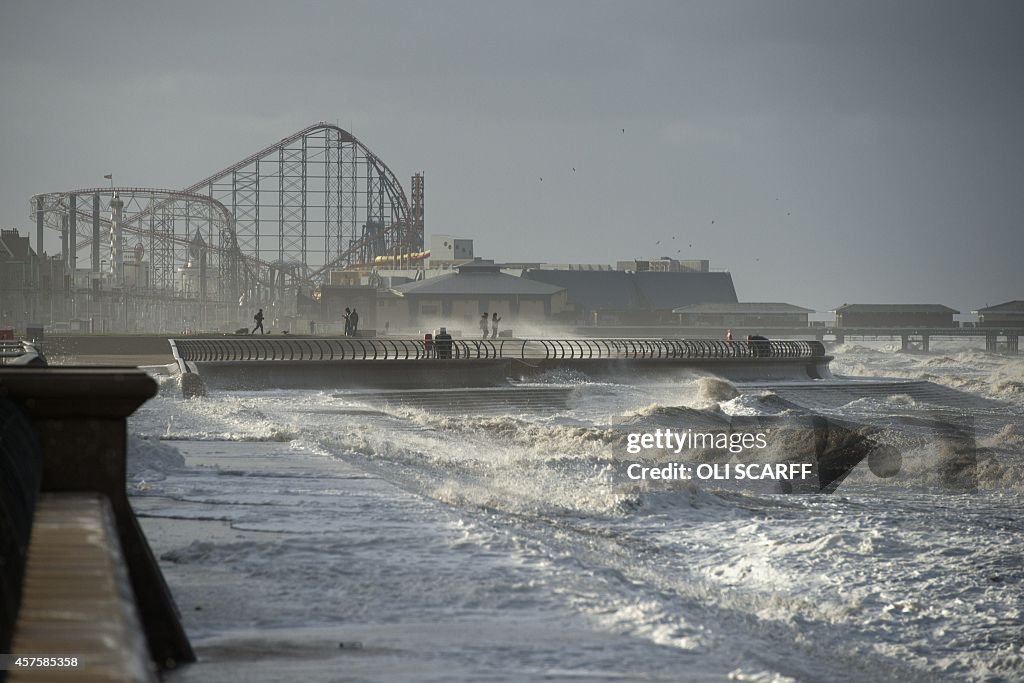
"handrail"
169,338,826,363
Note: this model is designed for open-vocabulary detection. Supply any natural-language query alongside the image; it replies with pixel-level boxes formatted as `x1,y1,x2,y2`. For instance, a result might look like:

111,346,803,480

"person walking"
343,308,352,336
479,313,489,339
350,308,359,336
491,312,502,339
251,308,265,335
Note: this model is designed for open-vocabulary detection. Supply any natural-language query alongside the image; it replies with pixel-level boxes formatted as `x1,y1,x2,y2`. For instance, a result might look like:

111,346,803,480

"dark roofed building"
673,302,813,328
525,269,737,323
523,270,640,313
833,304,959,328
634,272,737,310
973,301,1024,328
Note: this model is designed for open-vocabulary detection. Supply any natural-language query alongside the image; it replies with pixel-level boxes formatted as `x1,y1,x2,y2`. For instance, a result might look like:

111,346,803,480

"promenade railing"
170,338,825,363
0,341,45,366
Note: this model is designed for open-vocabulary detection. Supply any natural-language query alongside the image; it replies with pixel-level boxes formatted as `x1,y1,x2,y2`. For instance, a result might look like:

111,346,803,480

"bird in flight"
539,177,543,182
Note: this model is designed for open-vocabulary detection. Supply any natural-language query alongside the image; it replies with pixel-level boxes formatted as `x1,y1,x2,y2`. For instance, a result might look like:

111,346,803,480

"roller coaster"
30,123,422,328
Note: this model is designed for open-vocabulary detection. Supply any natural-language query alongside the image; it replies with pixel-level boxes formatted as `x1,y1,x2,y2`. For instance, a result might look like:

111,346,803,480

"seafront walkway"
0,366,192,681
167,337,833,394
169,337,822,362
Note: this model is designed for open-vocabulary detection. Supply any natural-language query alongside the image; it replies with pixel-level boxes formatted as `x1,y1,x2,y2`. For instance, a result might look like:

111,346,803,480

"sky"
1,0,1021,316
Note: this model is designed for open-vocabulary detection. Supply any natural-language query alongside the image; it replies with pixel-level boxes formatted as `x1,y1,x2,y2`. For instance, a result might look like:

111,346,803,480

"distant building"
389,260,568,329
516,263,613,272
0,229,37,330
329,270,366,286
673,302,814,328
0,228,64,331
616,257,710,273
973,301,1024,328
428,234,474,268
525,269,737,324
832,304,959,328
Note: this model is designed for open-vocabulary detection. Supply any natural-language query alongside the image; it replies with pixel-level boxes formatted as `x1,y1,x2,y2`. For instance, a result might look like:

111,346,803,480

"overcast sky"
1,0,1021,315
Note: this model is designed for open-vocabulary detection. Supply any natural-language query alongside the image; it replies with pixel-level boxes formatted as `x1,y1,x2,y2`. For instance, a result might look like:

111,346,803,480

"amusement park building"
385,260,567,331
973,301,1024,328
523,268,738,324
832,304,959,328
672,302,814,328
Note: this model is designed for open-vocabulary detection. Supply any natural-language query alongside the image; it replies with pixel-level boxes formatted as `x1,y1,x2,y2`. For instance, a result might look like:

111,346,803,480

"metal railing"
0,341,45,366
170,338,825,363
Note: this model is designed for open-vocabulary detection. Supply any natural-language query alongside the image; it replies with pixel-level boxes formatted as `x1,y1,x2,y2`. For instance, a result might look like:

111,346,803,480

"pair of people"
344,307,360,336
479,312,501,339
725,329,772,357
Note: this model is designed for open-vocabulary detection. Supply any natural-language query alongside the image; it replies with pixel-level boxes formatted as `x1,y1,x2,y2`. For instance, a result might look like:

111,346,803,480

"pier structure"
169,337,832,395
824,327,1022,353
574,326,1024,354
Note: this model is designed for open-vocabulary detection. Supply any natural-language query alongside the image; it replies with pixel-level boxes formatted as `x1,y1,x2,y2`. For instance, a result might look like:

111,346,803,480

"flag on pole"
103,174,112,179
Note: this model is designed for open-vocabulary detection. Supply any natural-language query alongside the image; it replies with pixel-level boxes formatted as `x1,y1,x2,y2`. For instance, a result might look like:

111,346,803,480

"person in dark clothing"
343,308,352,336
251,308,265,335
479,313,489,339
350,309,359,336
748,334,771,358
434,327,453,359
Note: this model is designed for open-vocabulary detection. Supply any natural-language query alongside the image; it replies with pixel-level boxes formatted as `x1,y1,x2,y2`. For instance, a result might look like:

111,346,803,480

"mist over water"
132,340,1024,682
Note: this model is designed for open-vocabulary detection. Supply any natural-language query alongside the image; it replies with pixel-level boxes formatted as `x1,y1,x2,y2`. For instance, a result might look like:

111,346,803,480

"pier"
575,326,1024,354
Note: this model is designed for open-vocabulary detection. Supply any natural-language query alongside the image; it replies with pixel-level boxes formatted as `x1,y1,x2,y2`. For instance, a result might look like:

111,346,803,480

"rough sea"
126,340,1024,682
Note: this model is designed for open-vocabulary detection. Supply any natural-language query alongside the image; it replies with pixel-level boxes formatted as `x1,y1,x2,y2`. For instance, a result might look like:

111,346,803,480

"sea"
125,340,1024,682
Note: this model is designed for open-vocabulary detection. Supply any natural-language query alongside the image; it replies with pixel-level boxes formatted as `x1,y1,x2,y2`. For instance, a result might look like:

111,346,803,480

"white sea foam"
132,343,1024,682
127,433,185,480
